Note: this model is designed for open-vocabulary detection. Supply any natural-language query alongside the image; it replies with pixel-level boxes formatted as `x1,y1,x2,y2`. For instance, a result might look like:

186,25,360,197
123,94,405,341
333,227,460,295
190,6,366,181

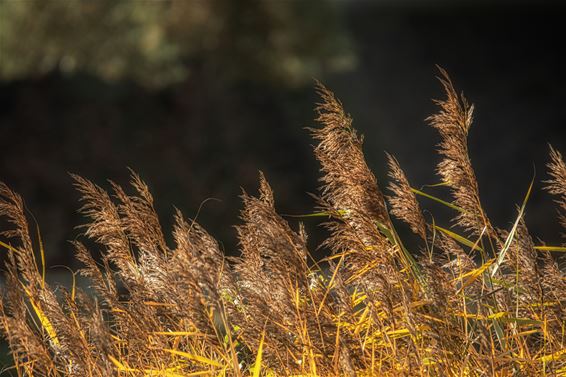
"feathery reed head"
386,153,427,240
1,74,565,376
427,68,494,238
545,145,566,235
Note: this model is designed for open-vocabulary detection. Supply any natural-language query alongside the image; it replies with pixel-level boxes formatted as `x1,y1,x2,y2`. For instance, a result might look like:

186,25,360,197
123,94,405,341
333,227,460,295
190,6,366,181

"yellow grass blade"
108,355,136,372
35,224,46,289
21,284,60,347
453,258,494,282
491,177,534,277
488,312,506,320
534,245,566,252
374,220,423,285
433,225,484,252
411,188,464,212
354,305,370,336
454,311,542,325
539,348,566,363
0,240,20,254
182,371,216,377
251,330,266,377
455,258,495,293
386,328,411,338
152,331,206,337
163,348,223,368
71,271,76,302
144,369,191,377
108,355,125,369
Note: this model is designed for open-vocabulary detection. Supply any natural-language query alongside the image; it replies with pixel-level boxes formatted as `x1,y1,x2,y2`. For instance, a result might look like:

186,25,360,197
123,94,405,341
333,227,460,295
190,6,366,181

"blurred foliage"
0,0,355,87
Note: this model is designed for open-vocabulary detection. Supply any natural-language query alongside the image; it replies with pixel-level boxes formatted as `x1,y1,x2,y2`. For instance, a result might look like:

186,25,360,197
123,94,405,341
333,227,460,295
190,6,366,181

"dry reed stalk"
0,71,564,376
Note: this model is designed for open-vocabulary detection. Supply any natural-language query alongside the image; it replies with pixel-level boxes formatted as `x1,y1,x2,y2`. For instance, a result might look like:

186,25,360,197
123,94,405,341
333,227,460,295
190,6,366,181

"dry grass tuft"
1,72,565,376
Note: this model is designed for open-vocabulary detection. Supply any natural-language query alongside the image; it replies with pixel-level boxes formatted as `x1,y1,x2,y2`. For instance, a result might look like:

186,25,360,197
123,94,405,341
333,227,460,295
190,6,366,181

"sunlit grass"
0,72,565,376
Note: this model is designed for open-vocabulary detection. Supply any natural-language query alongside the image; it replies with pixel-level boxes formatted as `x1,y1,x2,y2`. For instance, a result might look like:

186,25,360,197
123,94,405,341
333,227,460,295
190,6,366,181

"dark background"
1,0,565,274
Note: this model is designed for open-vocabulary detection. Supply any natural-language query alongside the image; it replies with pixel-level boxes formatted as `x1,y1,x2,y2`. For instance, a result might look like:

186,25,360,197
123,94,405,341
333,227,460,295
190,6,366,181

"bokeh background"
1,0,565,303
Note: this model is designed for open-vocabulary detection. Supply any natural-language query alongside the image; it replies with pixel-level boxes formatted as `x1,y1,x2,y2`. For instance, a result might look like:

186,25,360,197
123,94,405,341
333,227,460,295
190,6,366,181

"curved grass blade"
251,330,266,377
433,225,484,252
490,177,534,277
163,349,223,368
411,188,464,212
534,245,566,252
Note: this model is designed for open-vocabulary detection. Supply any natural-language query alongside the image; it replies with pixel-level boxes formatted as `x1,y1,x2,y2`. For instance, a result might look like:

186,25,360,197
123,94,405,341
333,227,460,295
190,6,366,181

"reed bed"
1,71,565,376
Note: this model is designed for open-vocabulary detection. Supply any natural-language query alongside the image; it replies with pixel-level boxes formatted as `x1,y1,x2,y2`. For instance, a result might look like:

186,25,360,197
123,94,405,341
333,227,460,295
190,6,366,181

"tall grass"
1,71,565,376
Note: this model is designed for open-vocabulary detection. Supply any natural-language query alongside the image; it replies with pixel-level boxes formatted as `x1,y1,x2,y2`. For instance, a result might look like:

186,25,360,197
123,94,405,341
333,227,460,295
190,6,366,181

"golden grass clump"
1,72,565,376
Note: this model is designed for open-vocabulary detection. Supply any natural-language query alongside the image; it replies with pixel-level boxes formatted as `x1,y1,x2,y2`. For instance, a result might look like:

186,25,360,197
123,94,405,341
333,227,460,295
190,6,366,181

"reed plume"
1,72,565,376
546,145,566,235
426,68,496,240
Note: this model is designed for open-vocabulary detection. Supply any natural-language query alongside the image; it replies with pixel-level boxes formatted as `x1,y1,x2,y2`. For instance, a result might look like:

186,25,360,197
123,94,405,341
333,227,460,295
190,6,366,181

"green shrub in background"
0,0,354,88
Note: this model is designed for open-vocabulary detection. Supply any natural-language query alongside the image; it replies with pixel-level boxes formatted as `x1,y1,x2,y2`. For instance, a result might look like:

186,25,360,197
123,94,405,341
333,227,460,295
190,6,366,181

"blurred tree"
0,0,356,266
0,0,354,87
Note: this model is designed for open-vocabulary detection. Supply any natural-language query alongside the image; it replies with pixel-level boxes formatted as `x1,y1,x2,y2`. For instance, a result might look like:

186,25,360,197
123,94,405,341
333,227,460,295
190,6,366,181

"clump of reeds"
1,71,565,376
